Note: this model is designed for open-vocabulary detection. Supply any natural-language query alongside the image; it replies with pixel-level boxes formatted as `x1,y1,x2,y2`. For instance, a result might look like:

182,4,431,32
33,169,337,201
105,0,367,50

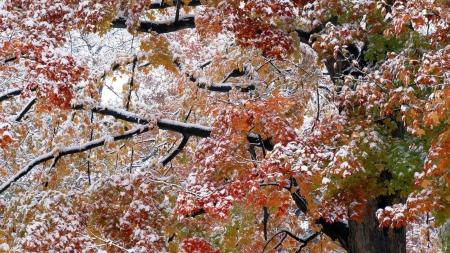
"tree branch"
290,182,349,251
149,0,203,9
0,88,23,103
2,56,18,64
111,15,196,34
70,101,272,149
174,0,182,23
263,229,319,252
0,125,151,194
198,82,256,92
295,16,339,44
173,59,251,92
125,57,138,111
263,206,269,241
8,97,36,122
159,134,190,166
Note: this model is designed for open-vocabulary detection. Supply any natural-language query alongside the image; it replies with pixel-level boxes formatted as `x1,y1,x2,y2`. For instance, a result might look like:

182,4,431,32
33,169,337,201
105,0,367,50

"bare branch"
129,148,134,173
174,59,252,92
2,56,18,64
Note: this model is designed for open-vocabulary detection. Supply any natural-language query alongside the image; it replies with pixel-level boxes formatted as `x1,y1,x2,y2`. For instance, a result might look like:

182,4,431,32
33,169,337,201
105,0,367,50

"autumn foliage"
0,0,449,252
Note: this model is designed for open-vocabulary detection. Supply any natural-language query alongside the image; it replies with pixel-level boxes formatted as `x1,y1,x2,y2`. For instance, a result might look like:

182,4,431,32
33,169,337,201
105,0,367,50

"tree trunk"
347,198,406,253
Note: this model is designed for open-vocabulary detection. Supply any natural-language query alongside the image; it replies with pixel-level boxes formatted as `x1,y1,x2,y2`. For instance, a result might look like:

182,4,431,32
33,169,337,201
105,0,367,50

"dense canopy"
0,0,450,252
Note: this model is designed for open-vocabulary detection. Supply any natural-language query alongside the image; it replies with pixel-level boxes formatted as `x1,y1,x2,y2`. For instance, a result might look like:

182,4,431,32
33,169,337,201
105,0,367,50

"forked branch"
262,229,319,253
70,101,271,149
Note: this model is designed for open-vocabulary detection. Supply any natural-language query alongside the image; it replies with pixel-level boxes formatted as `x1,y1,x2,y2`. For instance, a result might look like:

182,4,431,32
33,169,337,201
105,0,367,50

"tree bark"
348,198,406,253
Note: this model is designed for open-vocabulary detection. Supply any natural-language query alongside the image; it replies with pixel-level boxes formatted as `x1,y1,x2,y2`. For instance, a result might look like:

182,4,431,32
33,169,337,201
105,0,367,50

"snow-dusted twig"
82,229,135,253
148,178,220,199
0,125,150,194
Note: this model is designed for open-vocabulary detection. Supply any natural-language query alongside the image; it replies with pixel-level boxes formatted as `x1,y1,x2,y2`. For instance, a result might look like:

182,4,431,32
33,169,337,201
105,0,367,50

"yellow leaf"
417,129,425,137
431,112,439,124
421,179,431,188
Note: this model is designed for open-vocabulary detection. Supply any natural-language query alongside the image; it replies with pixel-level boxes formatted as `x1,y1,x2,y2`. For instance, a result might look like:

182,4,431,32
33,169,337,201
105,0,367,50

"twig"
129,148,134,173
83,229,135,253
263,207,269,241
0,125,151,194
147,178,220,198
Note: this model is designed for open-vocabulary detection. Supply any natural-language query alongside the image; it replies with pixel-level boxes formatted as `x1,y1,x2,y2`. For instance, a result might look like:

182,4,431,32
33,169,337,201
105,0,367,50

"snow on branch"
174,60,253,92
149,0,203,9
0,125,151,194
199,82,256,92
70,100,272,149
70,102,213,137
289,179,349,248
111,15,196,34
7,97,36,122
159,134,189,166
0,88,22,103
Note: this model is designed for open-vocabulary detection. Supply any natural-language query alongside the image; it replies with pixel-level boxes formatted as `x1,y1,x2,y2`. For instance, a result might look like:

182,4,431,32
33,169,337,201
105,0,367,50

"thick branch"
70,102,271,149
316,217,349,250
0,88,22,103
149,0,203,9
173,60,251,92
125,58,138,111
198,82,256,92
111,15,196,34
0,125,151,194
290,180,349,250
3,56,18,64
263,206,269,241
8,97,36,122
295,17,339,44
159,134,190,166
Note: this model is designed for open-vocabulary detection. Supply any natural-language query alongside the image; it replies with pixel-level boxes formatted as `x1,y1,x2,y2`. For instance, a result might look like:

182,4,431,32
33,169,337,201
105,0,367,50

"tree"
0,0,449,252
